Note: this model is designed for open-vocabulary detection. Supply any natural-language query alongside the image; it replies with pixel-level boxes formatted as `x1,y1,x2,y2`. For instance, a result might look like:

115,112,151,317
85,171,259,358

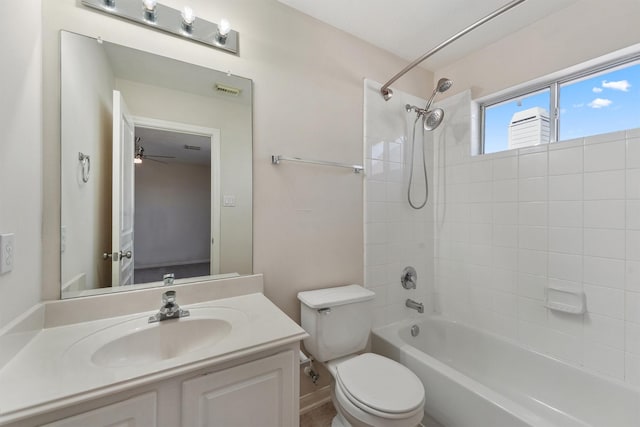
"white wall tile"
584,314,624,349
627,137,640,169
626,200,640,230
625,261,640,292
366,180,387,202
584,130,626,145
549,146,583,175
583,256,625,289
626,230,640,261
518,297,547,325
519,177,547,202
519,202,547,226
519,226,548,251
493,156,518,180
492,179,518,202
493,202,518,225
519,152,548,178
548,252,583,282
584,140,626,172
493,224,518,248
518,249,547,276
491,267,518,293
583,200,625,229
582,341,624,380
626,321,640,355
549,201,581,228
625,352,640,386
584,170,625,200
627,169,640,199
548,227,582,255
549,174,583,201
470,159,493,182
518,274,546,300
584,228,625,259
492,246,518,271
625,291,640,324
584,285,625,319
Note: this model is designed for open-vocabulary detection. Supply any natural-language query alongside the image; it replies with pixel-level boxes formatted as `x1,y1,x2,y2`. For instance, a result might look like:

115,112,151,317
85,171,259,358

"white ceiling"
278,0,579,70
135,127,211,166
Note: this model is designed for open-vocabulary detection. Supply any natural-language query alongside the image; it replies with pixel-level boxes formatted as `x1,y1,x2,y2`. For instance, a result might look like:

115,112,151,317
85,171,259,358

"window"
479,56,640,155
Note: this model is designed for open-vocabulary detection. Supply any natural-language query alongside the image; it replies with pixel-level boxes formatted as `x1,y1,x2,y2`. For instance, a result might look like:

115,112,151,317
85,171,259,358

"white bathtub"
372,316,640,427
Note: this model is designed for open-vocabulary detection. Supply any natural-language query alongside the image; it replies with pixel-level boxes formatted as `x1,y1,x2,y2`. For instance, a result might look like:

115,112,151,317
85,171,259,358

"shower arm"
380,0,526,101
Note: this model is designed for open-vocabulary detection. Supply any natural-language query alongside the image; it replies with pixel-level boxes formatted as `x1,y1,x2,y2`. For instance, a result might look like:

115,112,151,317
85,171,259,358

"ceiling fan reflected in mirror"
134,137,176,164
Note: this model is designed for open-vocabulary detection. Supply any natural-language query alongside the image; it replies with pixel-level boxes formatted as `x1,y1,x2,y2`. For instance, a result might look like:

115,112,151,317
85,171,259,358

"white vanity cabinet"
7,346,299,427
42,393,158,427
182,350,296,427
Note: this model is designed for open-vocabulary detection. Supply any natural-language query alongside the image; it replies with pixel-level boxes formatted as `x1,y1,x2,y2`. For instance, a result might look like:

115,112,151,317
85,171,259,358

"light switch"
0,233,15,274
223,195,236,207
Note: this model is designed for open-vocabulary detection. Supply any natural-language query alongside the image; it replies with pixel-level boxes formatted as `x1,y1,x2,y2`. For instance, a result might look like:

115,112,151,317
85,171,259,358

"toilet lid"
335,353,424,415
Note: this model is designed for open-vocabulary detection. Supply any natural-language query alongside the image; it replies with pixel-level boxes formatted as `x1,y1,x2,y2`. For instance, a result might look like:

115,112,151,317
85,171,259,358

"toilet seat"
335,353,424,419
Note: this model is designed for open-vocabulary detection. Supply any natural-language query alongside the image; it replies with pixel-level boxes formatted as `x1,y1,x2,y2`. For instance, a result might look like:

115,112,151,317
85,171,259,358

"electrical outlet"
0,233,15,274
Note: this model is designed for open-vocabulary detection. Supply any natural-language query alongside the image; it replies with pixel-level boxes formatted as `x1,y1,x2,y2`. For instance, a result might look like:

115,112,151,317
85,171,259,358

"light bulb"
182,6,195,25
142,0,157,11
218,19,231,36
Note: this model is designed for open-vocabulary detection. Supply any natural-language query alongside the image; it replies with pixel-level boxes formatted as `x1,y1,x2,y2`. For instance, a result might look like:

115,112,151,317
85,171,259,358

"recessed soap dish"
545,285,586,314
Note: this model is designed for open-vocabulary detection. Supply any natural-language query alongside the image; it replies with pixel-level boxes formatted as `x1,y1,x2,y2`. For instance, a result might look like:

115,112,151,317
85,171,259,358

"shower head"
423,108,445,131
436,78,453,93
424,77,453,112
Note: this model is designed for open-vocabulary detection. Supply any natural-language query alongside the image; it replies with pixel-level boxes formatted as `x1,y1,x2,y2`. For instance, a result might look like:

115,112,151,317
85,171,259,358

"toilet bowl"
298,285,425,427
327,353,425,427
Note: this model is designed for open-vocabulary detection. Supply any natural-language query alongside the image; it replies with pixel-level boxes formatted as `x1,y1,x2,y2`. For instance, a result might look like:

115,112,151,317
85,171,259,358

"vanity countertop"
0,291,307,425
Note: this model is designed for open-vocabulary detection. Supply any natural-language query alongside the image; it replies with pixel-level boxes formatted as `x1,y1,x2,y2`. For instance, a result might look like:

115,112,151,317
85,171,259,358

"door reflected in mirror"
60,31,253,298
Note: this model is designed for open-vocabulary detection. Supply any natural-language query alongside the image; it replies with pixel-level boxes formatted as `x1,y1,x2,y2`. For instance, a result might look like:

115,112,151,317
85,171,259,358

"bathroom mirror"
60,31,252,298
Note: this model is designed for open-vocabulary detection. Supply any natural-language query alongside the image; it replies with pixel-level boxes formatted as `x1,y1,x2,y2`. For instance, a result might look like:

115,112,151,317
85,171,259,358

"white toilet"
298,285,425,427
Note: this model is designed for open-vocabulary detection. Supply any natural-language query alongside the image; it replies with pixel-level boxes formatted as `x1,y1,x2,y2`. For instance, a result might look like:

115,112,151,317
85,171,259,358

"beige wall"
435,0,640,100
41,0,431,323
0,0,42,329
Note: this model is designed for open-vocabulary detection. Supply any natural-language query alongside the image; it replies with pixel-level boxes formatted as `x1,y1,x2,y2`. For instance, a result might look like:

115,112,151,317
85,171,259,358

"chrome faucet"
163,273,175,286
148,290,190,323
405,299,424,314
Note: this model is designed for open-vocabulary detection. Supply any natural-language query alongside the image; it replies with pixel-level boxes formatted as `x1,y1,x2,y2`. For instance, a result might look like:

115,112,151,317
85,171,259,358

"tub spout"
406,299,424,313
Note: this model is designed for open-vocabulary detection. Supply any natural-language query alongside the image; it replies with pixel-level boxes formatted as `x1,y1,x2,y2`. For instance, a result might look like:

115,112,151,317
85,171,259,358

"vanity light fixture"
142,0,157,21
81,0,239,55
181,6,195,32
215,18,231,45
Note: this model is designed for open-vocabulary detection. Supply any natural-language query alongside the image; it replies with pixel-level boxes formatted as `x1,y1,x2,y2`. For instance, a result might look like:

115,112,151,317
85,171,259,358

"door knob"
102,251,132,260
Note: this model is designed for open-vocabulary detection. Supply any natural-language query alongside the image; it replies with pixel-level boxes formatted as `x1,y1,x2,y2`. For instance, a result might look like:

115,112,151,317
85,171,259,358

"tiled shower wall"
433,90,640,386
363,79,434,328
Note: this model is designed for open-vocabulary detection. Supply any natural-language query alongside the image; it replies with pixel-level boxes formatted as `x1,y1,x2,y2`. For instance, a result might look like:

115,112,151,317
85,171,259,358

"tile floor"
299,401,337,427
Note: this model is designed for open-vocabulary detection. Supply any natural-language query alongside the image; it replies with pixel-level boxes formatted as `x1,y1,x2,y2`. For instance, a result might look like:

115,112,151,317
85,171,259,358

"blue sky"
484,62,640,154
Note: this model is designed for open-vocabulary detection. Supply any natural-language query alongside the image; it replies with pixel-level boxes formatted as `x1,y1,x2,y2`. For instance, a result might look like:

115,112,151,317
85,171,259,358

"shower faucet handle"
401,266,417,289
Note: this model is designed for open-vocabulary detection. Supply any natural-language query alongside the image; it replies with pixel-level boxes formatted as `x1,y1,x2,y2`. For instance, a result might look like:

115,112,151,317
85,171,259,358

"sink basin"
65,306,248,368
92,317,232,367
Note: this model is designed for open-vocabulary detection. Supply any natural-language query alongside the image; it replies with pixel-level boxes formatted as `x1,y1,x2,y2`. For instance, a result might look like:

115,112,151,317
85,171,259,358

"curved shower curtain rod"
380,0,526,101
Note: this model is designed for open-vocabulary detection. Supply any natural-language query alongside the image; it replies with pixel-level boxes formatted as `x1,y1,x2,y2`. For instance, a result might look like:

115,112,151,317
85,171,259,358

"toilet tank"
298,285,375,362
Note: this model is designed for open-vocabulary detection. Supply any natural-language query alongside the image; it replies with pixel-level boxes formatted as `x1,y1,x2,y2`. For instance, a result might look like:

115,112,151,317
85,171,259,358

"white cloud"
588,98,613,109
592,87,603,93
602,80,631,91
573,103,584,108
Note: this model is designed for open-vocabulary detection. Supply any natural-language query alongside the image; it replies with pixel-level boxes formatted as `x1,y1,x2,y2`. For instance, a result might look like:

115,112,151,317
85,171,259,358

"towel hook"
78,152,91,183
